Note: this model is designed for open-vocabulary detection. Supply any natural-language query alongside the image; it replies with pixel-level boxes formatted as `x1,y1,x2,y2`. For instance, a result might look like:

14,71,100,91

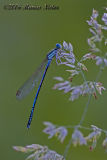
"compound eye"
56,43,62,49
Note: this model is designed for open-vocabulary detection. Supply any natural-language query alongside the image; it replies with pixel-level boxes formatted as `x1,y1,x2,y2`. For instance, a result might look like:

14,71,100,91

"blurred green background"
0,0,107,159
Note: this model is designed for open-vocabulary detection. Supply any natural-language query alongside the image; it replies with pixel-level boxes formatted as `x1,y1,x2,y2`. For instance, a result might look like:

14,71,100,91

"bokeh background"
0,0,107,159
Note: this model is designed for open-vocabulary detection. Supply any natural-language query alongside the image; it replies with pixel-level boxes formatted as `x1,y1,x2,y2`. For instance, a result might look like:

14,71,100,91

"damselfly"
16,43,62,128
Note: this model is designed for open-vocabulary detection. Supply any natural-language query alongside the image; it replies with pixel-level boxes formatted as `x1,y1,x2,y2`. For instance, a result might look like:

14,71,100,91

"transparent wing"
16,58,47,100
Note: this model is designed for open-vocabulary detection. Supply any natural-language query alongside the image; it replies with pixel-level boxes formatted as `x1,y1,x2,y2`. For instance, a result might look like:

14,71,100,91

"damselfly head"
56,43,62,49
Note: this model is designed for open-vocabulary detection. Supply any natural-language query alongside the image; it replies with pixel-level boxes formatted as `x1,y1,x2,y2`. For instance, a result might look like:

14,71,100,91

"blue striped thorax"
47,43,62,60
